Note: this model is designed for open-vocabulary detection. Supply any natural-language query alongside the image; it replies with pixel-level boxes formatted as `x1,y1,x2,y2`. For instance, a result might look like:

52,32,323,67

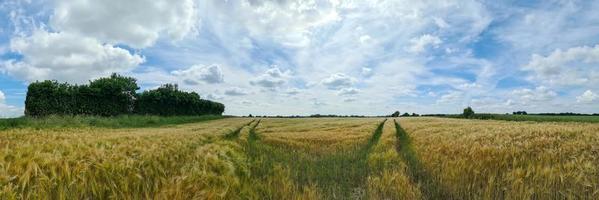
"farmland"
1,117,599,199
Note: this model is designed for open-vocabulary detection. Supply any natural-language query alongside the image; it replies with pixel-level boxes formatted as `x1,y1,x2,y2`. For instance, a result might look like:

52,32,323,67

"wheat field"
1,117,598,199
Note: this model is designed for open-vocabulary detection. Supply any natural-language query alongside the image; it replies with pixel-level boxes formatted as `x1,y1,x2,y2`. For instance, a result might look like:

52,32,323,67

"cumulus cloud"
436,91,464,104
224,87,249,96
408,34,442,53
337,87,360,96
51,0,198,48
2,30,144,83
524,45,599,87
577,90,598,104
512,86,557,103
205,0,340,47
0,90,23,118
321,73,356,90
250,67,291,89
171,64,224,85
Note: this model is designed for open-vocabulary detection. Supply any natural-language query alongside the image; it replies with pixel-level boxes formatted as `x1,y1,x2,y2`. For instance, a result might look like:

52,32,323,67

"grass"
0,115,224,130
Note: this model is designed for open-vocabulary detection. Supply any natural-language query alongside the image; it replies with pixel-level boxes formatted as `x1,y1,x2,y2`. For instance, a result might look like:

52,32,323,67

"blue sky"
1,0,599,117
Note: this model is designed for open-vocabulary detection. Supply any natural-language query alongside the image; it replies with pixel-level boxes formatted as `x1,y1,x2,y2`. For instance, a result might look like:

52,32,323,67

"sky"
1,0,599,117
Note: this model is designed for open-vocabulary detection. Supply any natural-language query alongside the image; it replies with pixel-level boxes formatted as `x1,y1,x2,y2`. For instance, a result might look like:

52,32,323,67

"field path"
242,118,387,199
223,119,255,139
394,119,448,200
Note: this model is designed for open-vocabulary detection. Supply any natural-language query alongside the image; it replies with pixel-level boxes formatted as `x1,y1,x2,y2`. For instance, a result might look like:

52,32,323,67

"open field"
442,114,599,123
1,117,599,199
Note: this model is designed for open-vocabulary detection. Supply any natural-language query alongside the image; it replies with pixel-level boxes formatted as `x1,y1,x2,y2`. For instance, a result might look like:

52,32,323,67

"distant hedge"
25,74,224,117
135,84,224,116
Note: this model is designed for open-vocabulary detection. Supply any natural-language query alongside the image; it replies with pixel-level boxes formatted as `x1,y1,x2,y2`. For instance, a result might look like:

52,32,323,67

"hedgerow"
24,74,224,117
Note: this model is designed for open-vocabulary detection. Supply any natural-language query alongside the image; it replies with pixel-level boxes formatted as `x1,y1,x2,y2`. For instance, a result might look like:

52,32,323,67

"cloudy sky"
1,0,599,117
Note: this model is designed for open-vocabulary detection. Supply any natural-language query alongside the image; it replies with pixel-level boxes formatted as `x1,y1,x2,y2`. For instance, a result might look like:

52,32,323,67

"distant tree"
513,111,528,115
391,111,400,117
248,114,253,117
401,112,410,117
463,107,475,118
411,113,419,117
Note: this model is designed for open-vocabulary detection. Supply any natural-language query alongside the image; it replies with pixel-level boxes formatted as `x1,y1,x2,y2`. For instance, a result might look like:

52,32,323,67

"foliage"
135,84,224,116
462,106,475,118
391,111,400,117
513,111,528,115
25,74,139,117
24,74,224,117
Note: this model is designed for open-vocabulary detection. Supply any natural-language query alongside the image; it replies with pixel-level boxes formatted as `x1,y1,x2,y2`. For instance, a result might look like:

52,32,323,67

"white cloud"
321,73,356,90
512,86,557,103
524,45,599,87
0,90,23,118
250,67,291,89
337,87,360,96
285,88,301,95
359,35,372,45
51,0,198,48
436,91,464,104
361,67,373,77
224,87,249,96
2,30,144,83
343,97,357,102
171,64,224,85
408,34,442,53
577,90,599,104
205,93,224,101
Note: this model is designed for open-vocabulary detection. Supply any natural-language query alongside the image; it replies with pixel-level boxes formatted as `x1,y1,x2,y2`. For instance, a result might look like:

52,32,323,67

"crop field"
1,117,599,199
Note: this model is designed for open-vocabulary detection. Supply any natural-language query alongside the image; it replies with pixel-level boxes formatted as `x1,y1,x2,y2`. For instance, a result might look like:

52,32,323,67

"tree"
24,74,224,117
401,112,410,117
391,111,400,117
463,106,475,118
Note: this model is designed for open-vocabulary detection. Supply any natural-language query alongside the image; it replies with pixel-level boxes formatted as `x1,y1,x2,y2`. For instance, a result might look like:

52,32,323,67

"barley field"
1,117,598,199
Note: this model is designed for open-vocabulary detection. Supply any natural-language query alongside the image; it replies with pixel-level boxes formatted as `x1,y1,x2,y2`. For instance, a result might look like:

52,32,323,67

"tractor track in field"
223,119,255,140
394,119,449,200
242,119,388,199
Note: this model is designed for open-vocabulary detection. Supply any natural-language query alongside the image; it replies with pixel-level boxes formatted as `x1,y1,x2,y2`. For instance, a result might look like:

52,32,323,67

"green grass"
0,115,224,130
246,120,386,199
442,114,599,123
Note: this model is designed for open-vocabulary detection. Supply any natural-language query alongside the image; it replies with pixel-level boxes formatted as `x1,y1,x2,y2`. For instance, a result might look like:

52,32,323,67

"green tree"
391,111,400,117
463,106,475,118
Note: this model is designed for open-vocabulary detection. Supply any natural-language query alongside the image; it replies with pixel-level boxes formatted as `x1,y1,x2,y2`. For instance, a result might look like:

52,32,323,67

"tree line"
25,74,224,117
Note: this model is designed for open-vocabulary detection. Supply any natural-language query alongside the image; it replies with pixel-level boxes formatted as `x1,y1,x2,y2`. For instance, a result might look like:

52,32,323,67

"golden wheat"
400,117,599,199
